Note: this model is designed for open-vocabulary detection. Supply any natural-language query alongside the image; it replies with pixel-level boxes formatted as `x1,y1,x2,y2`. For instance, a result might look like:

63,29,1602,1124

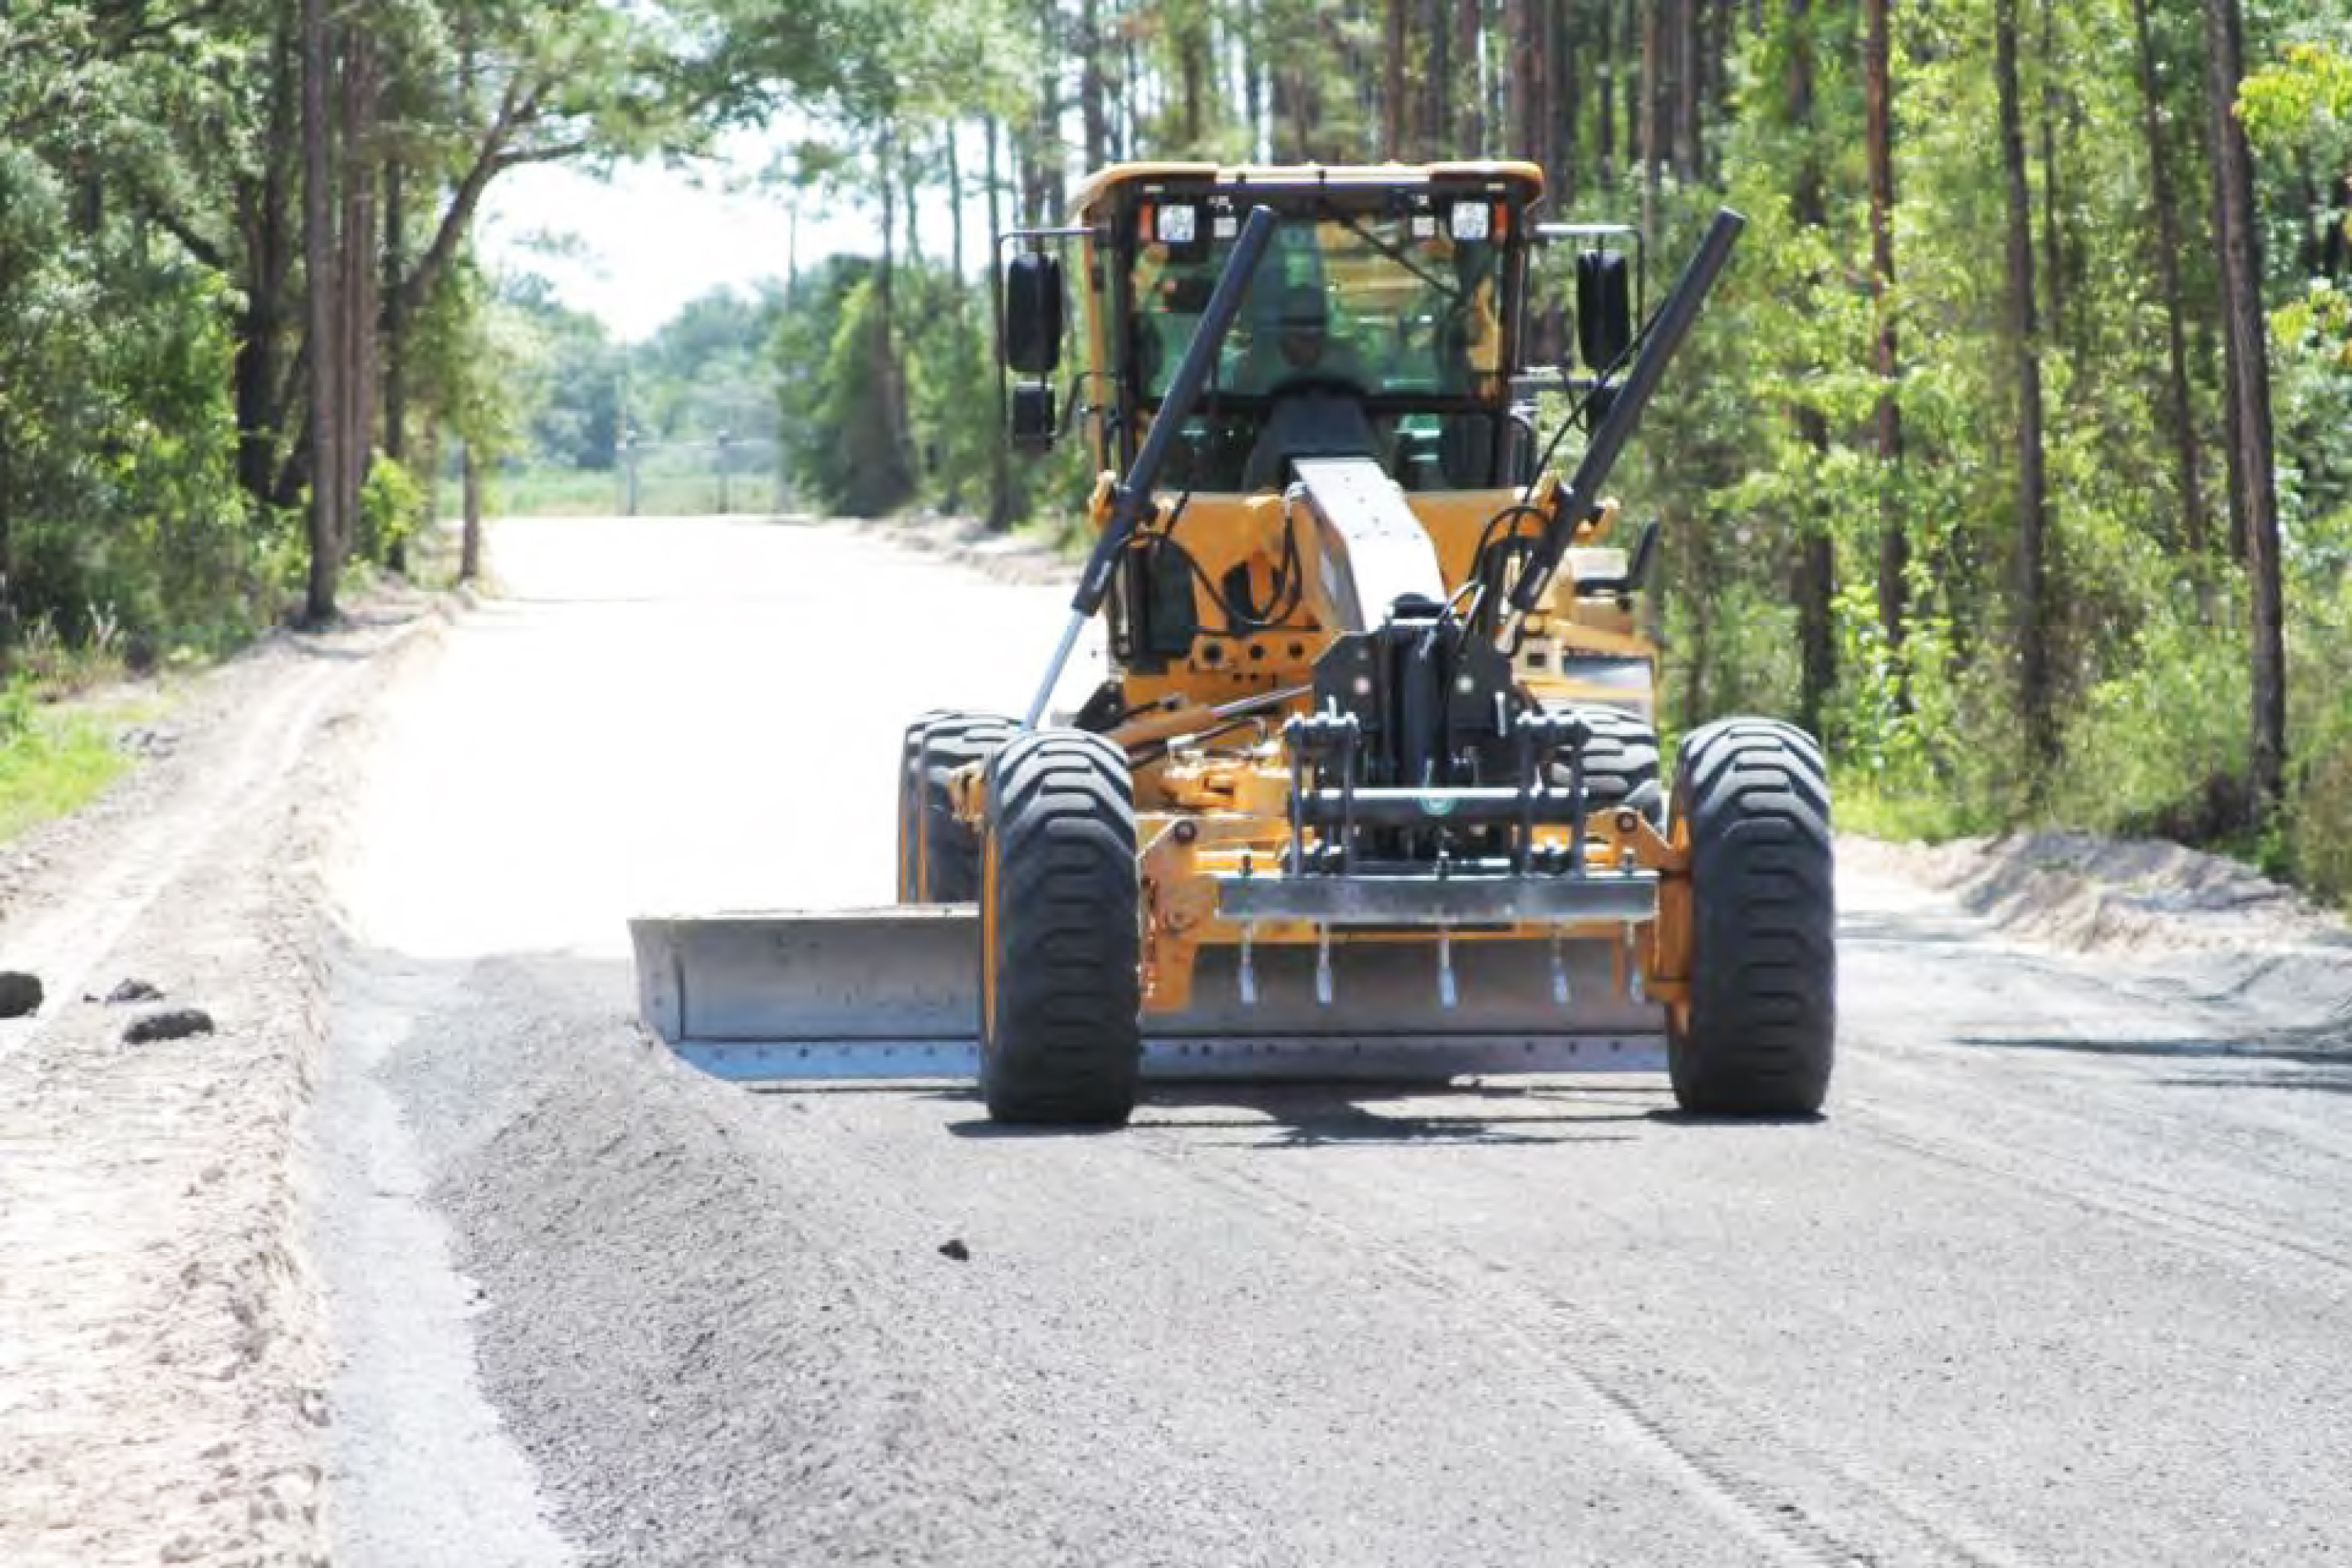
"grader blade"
631,909,979,1082
630,909,1666,1086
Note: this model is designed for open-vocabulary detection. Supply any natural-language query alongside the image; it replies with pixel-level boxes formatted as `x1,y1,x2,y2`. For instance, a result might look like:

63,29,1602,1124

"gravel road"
308,517,2352,1567
13,515,2344,1566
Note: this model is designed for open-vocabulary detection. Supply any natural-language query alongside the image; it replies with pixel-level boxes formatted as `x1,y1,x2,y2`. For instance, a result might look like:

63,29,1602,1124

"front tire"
1666,718,1835,1116
979,730,1142,1125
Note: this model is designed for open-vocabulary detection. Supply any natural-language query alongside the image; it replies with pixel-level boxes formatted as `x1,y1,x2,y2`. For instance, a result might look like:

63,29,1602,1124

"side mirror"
1010,380,1058,455
1570,518,1662,600
1004,252,1065,375
1575,248,1633,371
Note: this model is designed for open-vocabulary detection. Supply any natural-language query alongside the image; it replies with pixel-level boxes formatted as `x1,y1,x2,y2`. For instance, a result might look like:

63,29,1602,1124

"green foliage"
2240,42,2352,144
811,274,916,517
0,143,282,666
0,683,140,844
501,281,625,468
359,454,427,564
629,286,784,446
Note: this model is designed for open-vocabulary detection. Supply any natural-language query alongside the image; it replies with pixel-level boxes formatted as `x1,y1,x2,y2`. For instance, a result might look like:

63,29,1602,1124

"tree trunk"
1995,0,2055,771
1080,0,1108,170
1674,0,1700,180
1865,0,1907,662
2038,0,2064,347
876,121,913,493
1374,0,1392,157
1624,0,1642,183
903,133,927,271
1425,0,1449,163
1789,0,1835,736
1559,1,1581,202
383,153,409,572
2201,0,2286,825
1246,21,1269,159
1026,0,1064,225
1179,17,1207,149
2324,172,2351,279
1640,0,1663,188
339,27,377,564
235,15,299,512
985,117,1013,531
2131,0,2208,564
1704,0,1735,183
1596,0,1616,186
459,440,483,583
301,0,339,625
1454,0,1483,151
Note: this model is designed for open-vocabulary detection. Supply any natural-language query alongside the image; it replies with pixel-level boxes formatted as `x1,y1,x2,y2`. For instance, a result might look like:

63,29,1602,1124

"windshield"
1130,212,1506,406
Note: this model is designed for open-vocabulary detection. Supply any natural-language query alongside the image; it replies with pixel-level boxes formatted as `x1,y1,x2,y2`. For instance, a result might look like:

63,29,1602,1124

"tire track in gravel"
0,644,362,1065
1837,908,2352,1286
1843,1087,2352,1287
1128,1131,2033,1568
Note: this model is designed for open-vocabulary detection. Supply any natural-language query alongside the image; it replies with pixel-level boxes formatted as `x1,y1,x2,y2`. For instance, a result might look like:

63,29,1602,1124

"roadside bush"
0,147,273,670
359,452,427,565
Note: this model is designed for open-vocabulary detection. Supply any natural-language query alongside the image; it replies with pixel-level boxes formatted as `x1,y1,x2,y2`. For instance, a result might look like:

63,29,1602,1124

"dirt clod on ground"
125,1006,217,1044
0,969,42,1016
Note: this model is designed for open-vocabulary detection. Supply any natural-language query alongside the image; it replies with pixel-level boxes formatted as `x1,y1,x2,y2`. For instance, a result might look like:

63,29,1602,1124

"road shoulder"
0,591,442,1568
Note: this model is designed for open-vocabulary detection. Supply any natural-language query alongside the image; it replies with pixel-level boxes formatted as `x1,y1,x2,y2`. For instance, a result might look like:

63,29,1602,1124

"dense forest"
3,2,2350,888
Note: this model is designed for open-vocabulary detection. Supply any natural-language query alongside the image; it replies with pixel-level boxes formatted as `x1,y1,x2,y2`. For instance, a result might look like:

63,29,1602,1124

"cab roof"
1069,161,1546,220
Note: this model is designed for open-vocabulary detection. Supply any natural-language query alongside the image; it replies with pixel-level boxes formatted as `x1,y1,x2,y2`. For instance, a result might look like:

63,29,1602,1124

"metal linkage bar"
1293,786,1585,828
1218,871,1657,926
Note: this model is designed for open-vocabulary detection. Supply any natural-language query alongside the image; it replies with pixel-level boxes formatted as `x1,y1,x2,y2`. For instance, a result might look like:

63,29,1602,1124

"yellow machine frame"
951,162,1696,1035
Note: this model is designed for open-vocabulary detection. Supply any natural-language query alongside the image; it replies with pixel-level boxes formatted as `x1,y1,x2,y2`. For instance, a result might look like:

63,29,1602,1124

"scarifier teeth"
1239,924,1259,1007
1624,921,1646,1004
1315,927,1334,1006
1552,930,1572,1007
1438,925,1458,1010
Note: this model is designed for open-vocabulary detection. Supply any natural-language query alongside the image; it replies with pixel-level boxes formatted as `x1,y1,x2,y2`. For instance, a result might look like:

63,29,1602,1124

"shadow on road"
1643,1107,1828,1129
2158,1069,2352,1094
1958,1025,2352,1066
946,1081,1660,1148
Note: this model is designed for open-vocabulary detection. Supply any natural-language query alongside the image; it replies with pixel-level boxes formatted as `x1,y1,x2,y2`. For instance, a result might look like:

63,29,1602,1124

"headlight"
1448,200,1493,242
1156,204,1199,246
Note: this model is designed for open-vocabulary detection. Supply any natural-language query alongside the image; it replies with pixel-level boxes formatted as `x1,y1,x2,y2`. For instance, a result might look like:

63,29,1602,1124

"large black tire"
1541,702,1663,823
979,729,1142,1125
909,713,1013,903
1665,717,1835,1116
895,710,950,902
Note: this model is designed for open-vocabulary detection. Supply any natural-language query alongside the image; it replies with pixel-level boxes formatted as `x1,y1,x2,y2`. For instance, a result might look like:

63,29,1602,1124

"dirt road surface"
6,516,2350,1566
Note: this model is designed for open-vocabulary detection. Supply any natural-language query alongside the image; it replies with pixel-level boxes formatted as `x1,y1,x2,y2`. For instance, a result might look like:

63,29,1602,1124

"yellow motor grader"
631,162,1835,1125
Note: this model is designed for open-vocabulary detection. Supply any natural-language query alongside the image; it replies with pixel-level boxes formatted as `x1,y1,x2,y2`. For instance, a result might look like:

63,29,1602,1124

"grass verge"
1832,772,1998,844
0,688,159,845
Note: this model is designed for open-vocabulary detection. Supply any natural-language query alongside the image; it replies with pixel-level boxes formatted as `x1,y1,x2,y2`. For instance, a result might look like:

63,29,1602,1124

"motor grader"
631,161,1835,1125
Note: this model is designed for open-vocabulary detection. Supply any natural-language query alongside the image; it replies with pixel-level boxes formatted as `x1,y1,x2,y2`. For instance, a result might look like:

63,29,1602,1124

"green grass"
493,466,788,517
0,689,160,844
1833,771,1998,844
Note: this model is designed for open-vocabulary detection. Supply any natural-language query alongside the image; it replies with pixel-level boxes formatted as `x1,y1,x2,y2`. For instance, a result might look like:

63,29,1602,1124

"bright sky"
478,130,878,343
